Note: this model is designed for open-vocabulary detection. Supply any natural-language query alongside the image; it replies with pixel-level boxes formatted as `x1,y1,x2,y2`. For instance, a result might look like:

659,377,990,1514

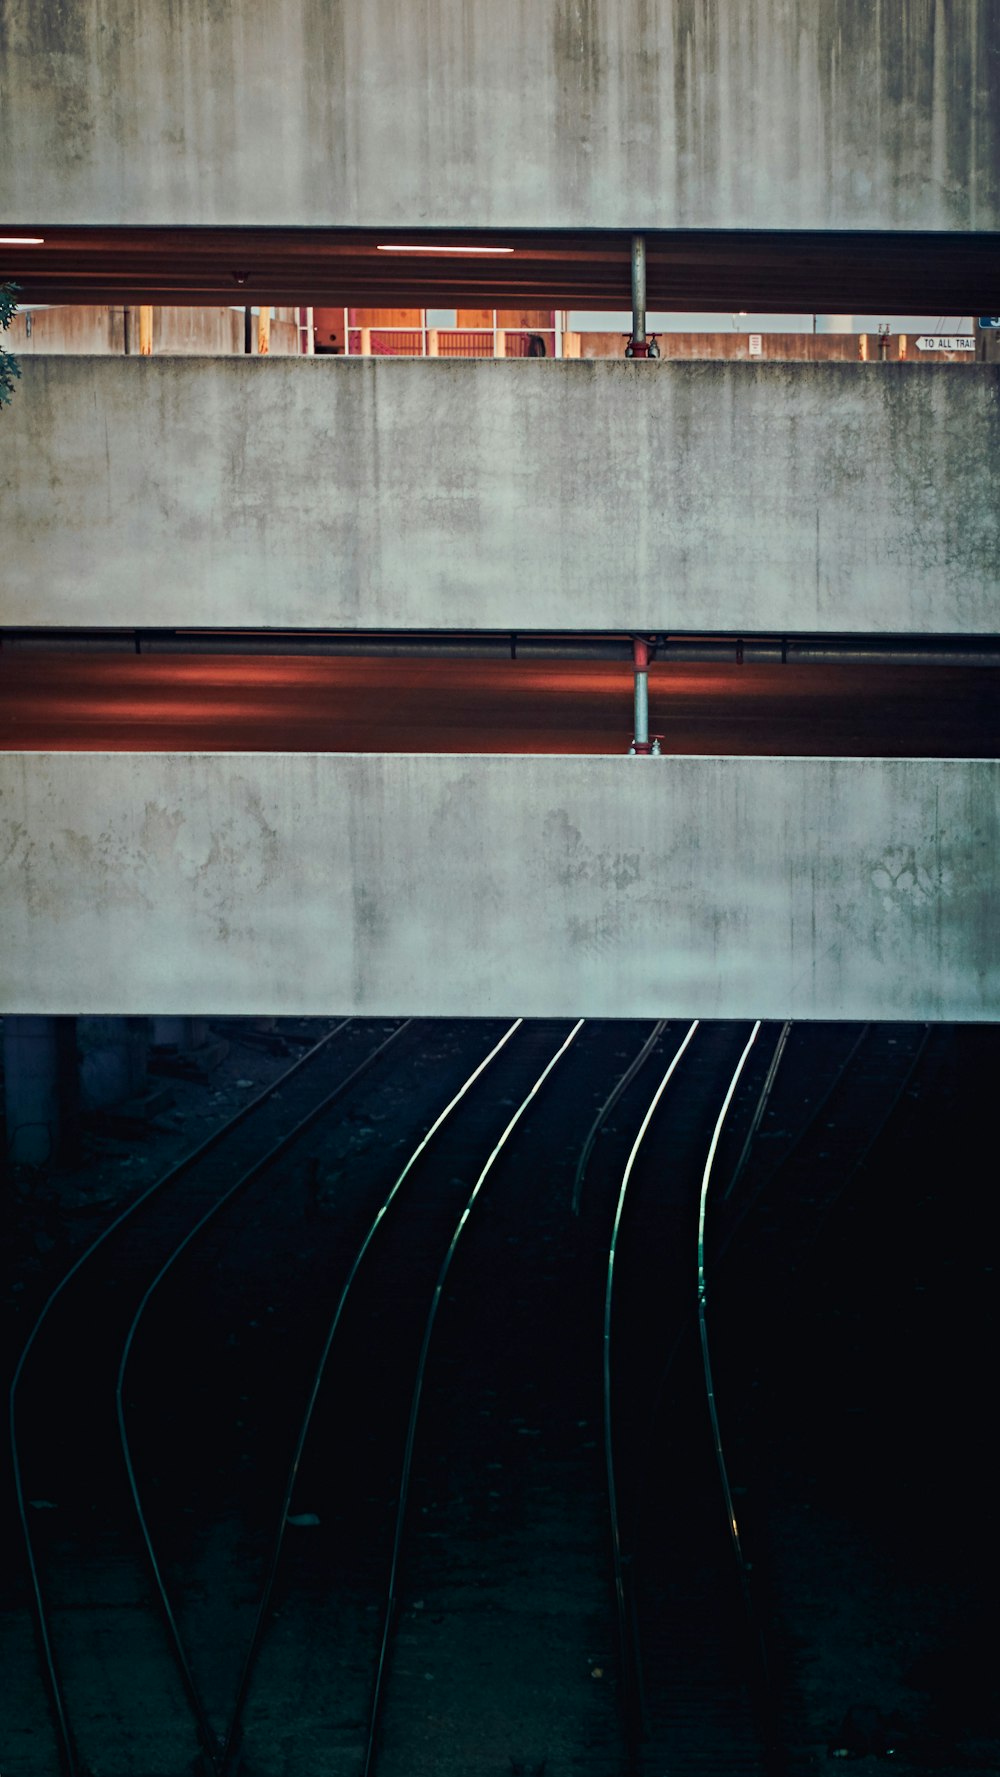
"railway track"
8,1014,427,1776
705,1020,939,1770
5,1014,954,1777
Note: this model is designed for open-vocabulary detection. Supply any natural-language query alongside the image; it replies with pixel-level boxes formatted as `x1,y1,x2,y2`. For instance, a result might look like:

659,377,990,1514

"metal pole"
632,637,649,751
631,235,646,347
244,306,253,354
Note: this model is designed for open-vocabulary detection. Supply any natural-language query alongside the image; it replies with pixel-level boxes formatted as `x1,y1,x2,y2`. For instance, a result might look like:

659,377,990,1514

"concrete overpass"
3,357,998,635
1,753,997,1022
2,0,997,233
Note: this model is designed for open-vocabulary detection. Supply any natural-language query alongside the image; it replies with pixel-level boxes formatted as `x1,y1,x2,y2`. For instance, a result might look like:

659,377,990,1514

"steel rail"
787,1022,932,1271
217,1017,525,1777
675,1019,871,1336
723,1021,792,1201
747,1021,870,1190
361,1018,585,1777
696,1023,765,1640
115,1017,413,1773
602,1019,700,1772
642,1020,921,1536
571,1020,668,1216
8,1015,358,1777
709,1020,888,1289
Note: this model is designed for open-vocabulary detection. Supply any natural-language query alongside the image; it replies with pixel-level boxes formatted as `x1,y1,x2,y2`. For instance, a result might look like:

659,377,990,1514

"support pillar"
625,236,659,358
631,637,650,754
4,1015,78,1166
77,1016,148,1111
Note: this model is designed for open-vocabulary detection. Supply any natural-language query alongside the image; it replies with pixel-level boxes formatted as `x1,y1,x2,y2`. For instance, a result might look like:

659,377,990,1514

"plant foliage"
1,281,21,407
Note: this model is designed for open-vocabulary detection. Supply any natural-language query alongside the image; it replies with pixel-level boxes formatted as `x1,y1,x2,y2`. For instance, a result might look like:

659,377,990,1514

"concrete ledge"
4,358,999,634
1,753,996,1020
1,0,997,228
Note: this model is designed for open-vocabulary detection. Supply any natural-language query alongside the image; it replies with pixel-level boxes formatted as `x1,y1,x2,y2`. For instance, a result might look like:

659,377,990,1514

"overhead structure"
1,227,998,313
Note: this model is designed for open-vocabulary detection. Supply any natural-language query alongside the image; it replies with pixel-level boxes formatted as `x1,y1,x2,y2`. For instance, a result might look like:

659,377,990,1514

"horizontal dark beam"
2,225,998,310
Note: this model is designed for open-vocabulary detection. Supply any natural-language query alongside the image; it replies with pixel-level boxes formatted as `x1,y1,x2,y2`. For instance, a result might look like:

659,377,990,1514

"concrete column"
138,305,153,355
258,306,271,354
426,327,439,357
77,1015,147,1111
360,326,371,355
4,1015,78,1165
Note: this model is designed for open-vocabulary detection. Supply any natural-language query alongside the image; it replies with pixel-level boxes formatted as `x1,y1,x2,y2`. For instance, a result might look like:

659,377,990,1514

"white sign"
915,335,974,351
748,333,763,356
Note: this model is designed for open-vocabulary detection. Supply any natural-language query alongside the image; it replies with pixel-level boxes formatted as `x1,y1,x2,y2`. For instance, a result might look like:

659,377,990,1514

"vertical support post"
304,306,314,353
426,328,440,357
258,305,271,354
138,305,153,355
494,327,506,357
631,637,650,753
631,235,646,347
360,326,372,356
4,1015,78,1166
244,306,253,353
123,305,132,354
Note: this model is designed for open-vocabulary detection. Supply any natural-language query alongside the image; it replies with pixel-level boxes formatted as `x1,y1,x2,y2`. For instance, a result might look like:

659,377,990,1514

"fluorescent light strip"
376,244,514,255
0,236,45,245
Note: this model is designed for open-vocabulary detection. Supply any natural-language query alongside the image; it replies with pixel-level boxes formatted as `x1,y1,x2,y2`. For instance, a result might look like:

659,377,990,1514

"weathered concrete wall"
1,0,997,230
1,754,996,1020
4,358,998,634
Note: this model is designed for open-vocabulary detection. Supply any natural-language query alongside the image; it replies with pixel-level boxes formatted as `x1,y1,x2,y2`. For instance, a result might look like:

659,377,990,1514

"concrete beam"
3,357,998,635
1,1,997,230
1,754,996,1021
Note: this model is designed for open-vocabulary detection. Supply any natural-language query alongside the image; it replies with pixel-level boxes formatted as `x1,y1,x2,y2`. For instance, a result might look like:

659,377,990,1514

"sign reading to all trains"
914,335,974,351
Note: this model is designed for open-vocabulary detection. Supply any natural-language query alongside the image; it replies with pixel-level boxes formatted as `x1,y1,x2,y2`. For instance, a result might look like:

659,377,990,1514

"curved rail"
571,1020,667,1216
723,1020,791,1202
7,1014,359,1777
602,1019,699,1769
361,1018,585,1777
218,1017,526,1776
115,1017,413,1772
784,1021,932,1267
696,1022,765,1641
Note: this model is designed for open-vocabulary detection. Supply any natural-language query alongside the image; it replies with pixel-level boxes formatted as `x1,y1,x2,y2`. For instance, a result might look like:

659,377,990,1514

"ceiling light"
0,236,45,245
375,244,515,255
